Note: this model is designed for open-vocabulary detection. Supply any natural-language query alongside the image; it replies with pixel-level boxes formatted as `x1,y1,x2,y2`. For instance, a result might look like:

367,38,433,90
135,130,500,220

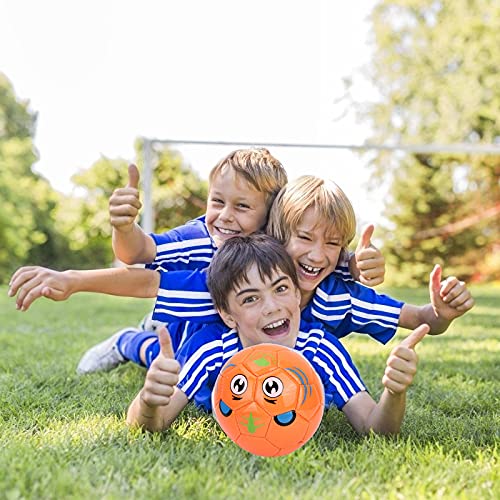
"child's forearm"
126,391,169,432
399,304,450,334
342,390,406,435
126,388,188,432
65,267,159,298
112,224,156,265
364,389,406,435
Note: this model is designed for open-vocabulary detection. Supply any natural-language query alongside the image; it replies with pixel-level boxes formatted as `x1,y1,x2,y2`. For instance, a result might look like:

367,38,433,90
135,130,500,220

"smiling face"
205,166,269,247
218,264,301,349
284,207,343,308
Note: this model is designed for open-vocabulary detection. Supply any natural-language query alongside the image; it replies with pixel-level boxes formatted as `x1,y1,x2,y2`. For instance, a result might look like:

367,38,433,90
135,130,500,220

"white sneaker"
137,312,165,332
76,328,138,375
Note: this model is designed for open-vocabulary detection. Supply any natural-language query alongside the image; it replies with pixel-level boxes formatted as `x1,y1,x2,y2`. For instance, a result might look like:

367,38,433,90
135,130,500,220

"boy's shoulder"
150,215,213,246
176,320,240,366
295,319,349,355
315,273,404,307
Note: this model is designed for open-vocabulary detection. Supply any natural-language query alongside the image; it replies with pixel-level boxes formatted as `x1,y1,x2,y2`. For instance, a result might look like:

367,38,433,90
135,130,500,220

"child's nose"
263,296,280,315
307,242,325,263
220,205,234,222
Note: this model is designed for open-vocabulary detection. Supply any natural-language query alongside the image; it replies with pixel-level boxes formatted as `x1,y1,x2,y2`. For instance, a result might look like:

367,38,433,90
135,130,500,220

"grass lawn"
1,284,498,499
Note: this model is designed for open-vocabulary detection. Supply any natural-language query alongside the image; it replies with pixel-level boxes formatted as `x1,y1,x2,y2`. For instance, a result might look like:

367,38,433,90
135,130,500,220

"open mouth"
214,226,240,236
262,318,290,337
298,263,322,277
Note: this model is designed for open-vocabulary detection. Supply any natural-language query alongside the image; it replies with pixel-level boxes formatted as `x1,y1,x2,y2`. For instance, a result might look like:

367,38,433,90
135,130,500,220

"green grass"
1,285,498,499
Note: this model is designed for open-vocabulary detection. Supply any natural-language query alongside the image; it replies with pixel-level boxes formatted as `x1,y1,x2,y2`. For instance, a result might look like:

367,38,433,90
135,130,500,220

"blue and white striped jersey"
175,319,367,413
153,269,403,344
146,215,217,272
152,254,351,321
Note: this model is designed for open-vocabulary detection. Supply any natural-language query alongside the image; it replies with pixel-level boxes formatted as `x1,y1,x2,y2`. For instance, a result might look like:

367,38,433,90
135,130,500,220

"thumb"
400,323,430,349
158,325,175,359
429,264,442,297
127,164,140,189
356,224,374,251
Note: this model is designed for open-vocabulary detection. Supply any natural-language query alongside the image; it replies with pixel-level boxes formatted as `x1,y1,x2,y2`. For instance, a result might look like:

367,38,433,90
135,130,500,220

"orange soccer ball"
212,343,324,457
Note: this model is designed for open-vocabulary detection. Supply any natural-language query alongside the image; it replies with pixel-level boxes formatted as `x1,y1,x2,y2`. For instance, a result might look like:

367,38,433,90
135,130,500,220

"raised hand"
8,266,74,311
353,224,385,286
382,324,429,394
109,164,142,233
140,326,180,408
428,264,475,321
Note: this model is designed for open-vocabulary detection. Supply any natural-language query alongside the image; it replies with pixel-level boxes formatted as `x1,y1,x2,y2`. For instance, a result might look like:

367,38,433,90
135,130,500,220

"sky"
1,0,386,228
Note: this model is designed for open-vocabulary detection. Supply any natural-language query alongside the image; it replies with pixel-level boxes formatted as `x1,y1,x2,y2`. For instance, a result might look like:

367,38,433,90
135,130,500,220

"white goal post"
140,138,500,233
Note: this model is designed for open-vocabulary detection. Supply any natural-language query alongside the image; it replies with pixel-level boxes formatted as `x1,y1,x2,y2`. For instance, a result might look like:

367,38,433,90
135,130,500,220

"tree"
68,142,208,265
145,142,208,232
357,0,500,284
0,73,67,282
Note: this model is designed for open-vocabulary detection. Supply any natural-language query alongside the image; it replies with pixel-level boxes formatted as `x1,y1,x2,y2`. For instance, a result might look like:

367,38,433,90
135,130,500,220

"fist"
382,324,429,394
354,224,385,286
109,164,142,231
140,326,180,408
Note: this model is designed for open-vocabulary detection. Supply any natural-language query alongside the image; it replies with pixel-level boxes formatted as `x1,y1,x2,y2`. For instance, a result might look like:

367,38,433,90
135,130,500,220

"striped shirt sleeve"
146,216,217,272
175,326,240,413
152,269,220,324
295,324,366,410
309,277,403,344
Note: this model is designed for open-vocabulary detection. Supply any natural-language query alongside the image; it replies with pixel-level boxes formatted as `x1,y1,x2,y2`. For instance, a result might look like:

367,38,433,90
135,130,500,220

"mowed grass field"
1,284,498,499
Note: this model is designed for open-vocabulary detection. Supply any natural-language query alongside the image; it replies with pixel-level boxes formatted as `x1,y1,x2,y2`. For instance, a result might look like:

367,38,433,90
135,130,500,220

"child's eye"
276,285,288,293
237,203,250,209
298,234,311,241
328,241,341,247
211,198,224,205
242,295,257,305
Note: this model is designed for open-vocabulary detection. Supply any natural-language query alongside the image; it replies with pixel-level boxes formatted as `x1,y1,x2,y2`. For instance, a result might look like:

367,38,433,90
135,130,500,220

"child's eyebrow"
235,275,289,297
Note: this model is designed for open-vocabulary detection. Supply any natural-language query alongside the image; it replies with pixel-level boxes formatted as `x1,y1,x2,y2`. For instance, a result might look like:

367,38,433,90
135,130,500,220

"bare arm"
8,266,160,311
126,326,188,432
399,264,474,335
112,223,157,264
342,324,428,435
110,164,157,264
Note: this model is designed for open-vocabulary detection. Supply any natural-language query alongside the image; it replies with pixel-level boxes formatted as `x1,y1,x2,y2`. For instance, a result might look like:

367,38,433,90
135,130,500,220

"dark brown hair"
207,233,299,312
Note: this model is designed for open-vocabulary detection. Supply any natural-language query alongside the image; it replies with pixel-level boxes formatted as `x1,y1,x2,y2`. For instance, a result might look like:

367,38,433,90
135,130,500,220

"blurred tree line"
0,73,207,284
2,0,499,286
356,0,499,285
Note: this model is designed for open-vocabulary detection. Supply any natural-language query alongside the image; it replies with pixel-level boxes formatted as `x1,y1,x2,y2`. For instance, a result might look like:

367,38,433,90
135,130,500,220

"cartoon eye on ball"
212,344,324,457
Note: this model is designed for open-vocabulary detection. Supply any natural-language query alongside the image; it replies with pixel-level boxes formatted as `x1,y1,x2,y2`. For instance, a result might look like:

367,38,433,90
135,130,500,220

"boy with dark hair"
127,233,431,436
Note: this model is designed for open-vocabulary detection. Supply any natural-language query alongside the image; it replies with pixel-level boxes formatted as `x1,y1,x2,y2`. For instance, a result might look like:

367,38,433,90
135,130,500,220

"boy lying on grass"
8,176,473,382
128,233,433,435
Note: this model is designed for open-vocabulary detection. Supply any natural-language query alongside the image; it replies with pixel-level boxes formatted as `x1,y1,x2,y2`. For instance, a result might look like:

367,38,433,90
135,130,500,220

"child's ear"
218,308,237,329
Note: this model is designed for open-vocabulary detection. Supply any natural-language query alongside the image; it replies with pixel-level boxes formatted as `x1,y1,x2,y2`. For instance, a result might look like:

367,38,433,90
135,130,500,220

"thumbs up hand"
351,224,385,287
109,164,143,233
428,265,475,322
382,324,429,395
140,326,180,408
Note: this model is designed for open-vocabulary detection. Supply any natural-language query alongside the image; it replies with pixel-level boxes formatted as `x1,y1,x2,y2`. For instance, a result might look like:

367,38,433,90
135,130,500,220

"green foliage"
0,73,72,281
137,139,208,232
1,285,498,498
65,145,208,268
360,0,500,285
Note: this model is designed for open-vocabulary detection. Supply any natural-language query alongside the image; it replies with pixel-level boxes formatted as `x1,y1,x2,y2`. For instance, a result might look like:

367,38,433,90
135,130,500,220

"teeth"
264,319,286,330
300,263,321,275
217,227,239,235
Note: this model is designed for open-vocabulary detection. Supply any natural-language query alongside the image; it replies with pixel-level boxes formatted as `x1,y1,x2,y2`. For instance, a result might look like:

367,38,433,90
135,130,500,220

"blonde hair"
208,148,288,208
266,175,356,250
